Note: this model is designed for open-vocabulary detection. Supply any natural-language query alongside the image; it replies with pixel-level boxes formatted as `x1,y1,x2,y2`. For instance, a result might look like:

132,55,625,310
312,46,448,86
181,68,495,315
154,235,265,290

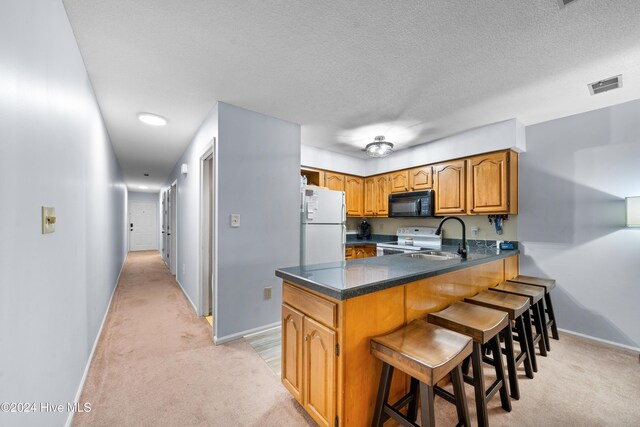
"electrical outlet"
264,287,272,300
230,214,240,228
471,226,479,237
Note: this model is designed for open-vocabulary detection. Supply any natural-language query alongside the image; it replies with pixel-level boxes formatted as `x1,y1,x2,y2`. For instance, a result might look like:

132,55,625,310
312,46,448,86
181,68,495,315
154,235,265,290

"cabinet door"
345,246,354,260
409,166,432,190
389,170,410,193
363,177,376,217
364,245,377,258
282,305,304,403
354,247,365,259
303,317,336,427
434,160,466,215
345,175,364,217
468,151,509,214
324,172,345,191
375,175,390,216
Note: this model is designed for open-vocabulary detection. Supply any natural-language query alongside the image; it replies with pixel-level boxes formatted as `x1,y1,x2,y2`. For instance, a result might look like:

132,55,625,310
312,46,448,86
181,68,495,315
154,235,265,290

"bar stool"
490,281,549,356
465,291,535,400
371,319,472,427
428,302,511,427
508,275,559,341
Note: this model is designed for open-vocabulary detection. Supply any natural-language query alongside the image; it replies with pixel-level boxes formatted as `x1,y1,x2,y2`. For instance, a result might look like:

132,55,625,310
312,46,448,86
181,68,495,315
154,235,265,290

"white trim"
65,257,126,427
198,143,215,317
243,324,282,339
214,321,282,345
176,278,198,314
558,328,640,354
170,180,178,276
212,138,219,341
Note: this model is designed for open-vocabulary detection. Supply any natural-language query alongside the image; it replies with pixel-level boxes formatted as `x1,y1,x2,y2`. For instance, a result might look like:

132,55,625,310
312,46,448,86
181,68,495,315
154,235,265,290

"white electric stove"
376,226,442,256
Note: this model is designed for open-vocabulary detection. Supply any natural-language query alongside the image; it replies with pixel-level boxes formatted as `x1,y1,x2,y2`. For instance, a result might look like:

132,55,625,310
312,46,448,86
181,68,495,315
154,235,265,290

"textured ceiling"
62,0,640,191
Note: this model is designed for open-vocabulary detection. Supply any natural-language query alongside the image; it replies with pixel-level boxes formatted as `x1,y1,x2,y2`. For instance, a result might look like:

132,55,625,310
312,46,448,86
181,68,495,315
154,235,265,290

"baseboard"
65,257,126,427
558,328,640,354
214,321,282,345
176,278,198,314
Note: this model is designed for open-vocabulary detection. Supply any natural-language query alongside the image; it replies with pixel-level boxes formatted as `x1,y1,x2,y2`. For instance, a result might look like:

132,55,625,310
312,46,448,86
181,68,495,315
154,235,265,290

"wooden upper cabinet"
433,160,467,215
303,317,336,427
409,166,433,190
344,175,363,217
389,170,410,193
363,177,376,217
282,304,304,404
467,151,518,214
324,172,345,191
375,174,390,216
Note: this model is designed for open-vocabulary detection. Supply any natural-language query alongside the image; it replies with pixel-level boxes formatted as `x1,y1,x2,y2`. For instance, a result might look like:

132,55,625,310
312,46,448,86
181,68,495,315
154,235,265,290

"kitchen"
4,1,640,427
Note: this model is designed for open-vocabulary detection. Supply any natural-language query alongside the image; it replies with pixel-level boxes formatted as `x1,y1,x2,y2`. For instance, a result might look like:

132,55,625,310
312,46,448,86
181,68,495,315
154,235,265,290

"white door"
129,201,158,251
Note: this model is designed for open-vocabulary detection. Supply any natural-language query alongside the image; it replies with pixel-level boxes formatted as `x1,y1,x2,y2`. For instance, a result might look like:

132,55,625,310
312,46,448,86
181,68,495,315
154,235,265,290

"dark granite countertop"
275,245,520,300
345,234,396,246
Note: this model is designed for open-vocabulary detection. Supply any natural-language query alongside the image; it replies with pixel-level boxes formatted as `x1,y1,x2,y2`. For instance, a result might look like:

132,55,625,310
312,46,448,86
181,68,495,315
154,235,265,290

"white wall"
520,99,640,349
165,102,301,342
0,1,128,426
301,144,367,175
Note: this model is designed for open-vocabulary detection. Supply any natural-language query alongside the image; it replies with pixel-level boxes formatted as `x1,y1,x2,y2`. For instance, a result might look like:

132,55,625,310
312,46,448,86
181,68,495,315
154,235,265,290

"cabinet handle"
304,335,309,341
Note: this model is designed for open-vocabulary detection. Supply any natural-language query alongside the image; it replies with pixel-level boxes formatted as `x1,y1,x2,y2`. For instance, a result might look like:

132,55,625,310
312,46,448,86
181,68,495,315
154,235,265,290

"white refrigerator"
300,187,346,266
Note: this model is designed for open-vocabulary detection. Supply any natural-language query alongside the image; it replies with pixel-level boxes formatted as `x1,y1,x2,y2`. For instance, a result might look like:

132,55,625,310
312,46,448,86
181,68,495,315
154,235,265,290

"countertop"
345,234,396,246
275,245,519,300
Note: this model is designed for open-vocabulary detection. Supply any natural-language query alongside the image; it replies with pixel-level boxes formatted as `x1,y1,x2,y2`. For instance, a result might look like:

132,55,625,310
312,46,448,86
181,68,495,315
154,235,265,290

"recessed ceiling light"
139,185,149,189
138,113,167,126
144,173,149,176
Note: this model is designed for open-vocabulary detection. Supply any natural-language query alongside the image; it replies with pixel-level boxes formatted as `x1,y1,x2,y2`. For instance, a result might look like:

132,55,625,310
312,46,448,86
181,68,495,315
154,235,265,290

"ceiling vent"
588,75,622,95
558,0,579,7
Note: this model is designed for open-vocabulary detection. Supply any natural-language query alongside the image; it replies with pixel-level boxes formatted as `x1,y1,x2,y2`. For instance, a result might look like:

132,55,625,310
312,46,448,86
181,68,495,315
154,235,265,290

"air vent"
558,0,579,7
588,75,622,95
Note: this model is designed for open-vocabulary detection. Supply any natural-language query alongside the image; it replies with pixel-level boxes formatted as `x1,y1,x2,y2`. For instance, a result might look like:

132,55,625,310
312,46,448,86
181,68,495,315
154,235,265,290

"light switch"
230,214,240,228
471,226,479,237
42,206,56,234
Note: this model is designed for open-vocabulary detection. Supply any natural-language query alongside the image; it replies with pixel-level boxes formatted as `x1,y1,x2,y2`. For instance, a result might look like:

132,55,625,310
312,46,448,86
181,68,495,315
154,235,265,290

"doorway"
161,191,168,263
129,200,158,251
200,144,215,325
167,181,178,275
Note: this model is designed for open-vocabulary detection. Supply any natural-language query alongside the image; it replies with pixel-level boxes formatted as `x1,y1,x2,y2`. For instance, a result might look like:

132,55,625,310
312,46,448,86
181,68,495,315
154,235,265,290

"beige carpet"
75,250,640,427
73,251,314,427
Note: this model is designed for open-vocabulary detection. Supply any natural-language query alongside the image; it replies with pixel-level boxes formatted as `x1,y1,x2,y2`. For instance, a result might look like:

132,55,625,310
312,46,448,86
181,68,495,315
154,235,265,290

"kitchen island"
275,247,519,427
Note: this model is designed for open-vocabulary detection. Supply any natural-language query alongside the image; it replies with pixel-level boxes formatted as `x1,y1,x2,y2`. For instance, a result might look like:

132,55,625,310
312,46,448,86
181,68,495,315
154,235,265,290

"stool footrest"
433,385,456,405
383,403,419,427
486,379,504,401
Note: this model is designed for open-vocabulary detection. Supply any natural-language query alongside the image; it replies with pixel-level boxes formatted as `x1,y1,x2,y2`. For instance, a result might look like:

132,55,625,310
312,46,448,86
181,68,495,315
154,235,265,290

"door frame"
198,139,218,335
169,180,178,275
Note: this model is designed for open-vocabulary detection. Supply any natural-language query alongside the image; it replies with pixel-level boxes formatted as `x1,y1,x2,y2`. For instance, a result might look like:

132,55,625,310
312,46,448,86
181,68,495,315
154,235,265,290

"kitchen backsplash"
347,215,518,241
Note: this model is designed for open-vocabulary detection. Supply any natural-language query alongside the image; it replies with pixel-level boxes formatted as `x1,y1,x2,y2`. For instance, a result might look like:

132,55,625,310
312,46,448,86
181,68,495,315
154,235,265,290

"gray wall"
128,191,160,202
520,99,640,349
0,1,128,426
165,102,300,342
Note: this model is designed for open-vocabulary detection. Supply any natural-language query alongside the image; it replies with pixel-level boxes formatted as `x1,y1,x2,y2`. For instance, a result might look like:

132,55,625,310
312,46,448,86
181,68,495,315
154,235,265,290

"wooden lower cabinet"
344,246,354,260
347,244,377,259
281,255,519,426
303,317,336,427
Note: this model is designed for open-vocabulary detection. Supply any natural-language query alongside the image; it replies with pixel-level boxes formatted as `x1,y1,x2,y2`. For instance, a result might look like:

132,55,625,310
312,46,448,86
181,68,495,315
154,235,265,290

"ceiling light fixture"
138,113,167,126
365,136,394,158
139,185,149,190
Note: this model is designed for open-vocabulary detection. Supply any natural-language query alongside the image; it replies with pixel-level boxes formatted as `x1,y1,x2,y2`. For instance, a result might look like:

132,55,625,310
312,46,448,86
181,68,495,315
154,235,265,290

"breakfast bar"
275,247,520,427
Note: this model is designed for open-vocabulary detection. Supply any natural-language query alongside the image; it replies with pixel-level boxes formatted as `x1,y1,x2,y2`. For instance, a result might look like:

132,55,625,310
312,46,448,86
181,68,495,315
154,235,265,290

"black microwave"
388,190,434,217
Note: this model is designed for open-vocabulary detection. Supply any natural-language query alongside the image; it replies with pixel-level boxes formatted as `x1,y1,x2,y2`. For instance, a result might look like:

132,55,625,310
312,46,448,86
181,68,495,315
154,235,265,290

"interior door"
129,201,158,251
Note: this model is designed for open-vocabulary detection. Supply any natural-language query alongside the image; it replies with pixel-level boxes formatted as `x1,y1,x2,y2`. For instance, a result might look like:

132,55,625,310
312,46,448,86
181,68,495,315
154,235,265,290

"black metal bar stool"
428,302,511,427
508,275,559,341
465,290,535,400
490,281,549,356
370,319,472,427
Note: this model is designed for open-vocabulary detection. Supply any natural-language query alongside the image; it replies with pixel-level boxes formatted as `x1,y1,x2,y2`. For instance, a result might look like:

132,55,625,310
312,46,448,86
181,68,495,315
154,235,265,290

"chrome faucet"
435,216,468,259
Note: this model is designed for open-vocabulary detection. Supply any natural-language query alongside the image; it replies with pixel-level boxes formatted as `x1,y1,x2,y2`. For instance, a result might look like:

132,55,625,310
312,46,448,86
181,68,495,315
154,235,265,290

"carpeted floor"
73,251,314,427
74,250,640,426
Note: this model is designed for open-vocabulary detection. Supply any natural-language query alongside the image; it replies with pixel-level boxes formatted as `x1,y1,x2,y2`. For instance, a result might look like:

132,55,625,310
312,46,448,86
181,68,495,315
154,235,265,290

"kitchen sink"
402,250,461,260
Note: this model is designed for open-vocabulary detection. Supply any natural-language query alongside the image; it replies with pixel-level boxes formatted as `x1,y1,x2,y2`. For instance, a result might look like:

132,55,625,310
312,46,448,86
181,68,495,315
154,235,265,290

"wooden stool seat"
427,301,509,344
508,275,556,292
508,275,559,341
428,302,512,427
465,291,535,400
371,319,472,427
490,282,549,356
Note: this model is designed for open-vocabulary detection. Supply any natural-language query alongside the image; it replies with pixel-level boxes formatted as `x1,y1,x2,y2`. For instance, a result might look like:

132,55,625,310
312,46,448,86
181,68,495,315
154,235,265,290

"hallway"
73,251,313,426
